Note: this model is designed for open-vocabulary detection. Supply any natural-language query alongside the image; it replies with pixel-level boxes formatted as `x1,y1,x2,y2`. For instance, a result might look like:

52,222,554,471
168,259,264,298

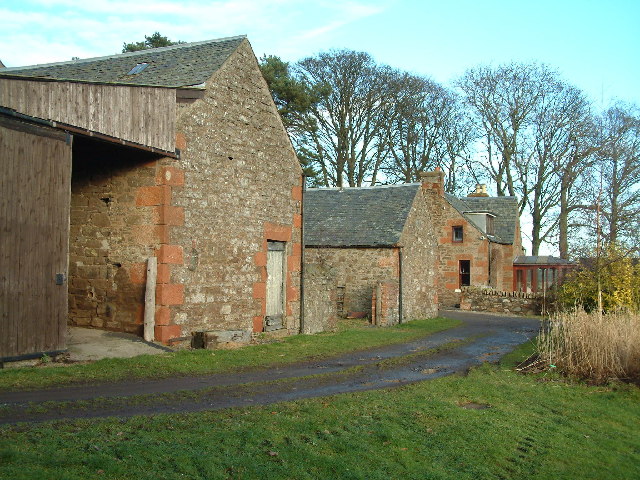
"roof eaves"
0,74,180,89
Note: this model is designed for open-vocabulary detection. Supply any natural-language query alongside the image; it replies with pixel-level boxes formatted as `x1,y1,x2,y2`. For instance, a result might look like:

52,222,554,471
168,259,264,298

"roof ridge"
1,35,247,72
306,183,420,192
464,195,518,200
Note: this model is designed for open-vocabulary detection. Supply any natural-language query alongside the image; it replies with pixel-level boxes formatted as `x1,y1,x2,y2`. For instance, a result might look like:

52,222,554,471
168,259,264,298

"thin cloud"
0,0,393,66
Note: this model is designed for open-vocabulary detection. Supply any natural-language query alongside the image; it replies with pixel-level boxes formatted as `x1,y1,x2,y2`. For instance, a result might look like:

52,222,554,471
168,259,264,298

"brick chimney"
419,168,445,196
468,184,489,197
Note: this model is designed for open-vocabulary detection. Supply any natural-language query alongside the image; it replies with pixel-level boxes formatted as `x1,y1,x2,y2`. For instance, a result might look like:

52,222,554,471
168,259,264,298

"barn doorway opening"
68,136,161,336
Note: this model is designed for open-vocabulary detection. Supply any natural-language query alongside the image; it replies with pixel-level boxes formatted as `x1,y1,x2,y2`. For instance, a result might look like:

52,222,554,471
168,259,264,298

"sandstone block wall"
421,176,519,307
424,182,489,307
305,247,399,318
490,242,520,294
69,139,160,335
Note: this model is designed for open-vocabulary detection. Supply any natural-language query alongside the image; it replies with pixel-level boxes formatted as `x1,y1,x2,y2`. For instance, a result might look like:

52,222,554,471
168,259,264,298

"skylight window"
127,63,148,75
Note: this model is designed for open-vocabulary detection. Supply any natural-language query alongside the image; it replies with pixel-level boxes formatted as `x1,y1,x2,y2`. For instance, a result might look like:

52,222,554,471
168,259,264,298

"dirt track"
0,311,540,424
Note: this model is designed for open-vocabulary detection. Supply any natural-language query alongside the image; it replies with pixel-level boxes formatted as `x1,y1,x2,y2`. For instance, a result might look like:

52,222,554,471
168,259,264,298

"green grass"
0,317,460,391
1,353,638,479
499,337,537,367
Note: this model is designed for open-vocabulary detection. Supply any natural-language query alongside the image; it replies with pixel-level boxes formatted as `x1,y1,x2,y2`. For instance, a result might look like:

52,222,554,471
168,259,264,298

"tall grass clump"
537,309,640,383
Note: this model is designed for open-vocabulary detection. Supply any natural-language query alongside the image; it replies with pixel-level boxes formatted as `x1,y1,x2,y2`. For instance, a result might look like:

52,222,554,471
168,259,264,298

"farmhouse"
0,36,303,360
304,183,439,327
420,170,523,306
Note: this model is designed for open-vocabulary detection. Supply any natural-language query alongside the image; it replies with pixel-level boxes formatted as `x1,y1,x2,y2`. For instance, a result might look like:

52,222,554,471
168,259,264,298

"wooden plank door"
265,241,285,331
0,118,71,359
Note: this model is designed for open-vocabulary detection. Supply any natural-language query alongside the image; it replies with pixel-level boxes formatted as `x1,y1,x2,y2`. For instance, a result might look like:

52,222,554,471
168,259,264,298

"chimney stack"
468,183,489,197
419,168,445,196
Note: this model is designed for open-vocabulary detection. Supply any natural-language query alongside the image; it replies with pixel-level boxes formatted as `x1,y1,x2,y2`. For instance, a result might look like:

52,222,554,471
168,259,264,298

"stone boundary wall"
459,286,542,316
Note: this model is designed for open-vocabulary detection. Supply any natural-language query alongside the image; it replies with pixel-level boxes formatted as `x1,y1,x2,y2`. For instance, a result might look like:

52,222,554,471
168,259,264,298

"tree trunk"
558,180,570,259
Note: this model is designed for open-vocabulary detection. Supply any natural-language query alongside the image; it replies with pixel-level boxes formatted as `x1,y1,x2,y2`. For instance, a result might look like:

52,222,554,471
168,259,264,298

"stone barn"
0,36,303,360
304,184,438,328
420,170,523,307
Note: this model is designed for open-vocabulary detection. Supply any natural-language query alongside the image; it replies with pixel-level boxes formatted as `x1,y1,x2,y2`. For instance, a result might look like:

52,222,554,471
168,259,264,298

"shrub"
537,309,640,383
557,245,640,313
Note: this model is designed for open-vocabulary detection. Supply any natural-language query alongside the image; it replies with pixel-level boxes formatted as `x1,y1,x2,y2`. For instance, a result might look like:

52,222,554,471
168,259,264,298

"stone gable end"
398,189,439,320
163,38,302,342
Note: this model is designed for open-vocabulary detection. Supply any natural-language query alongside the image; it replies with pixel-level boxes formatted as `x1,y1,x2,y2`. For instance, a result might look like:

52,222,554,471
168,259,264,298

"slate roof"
0,36,246,88
304,184,421,247
445,193,519,244
514,256,575,265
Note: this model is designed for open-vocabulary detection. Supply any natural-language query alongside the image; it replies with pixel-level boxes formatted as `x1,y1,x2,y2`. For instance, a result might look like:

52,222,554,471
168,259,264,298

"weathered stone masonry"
305,247,400,317
303,183,439,328
421,171,522,307
144,158,186,344
399,189,439,321
67,37,302,345
167,39,302,343
421,171,488,307
68,140,161,335
68,139,186,341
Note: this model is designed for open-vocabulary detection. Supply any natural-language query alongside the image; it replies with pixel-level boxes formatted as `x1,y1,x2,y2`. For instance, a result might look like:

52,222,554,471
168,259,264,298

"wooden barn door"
0,118,72,359
265,241,285,331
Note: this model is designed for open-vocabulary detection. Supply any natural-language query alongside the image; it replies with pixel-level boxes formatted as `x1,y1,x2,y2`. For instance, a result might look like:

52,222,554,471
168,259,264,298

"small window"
486,215,495,235
127,63,149,75
452,226,463,242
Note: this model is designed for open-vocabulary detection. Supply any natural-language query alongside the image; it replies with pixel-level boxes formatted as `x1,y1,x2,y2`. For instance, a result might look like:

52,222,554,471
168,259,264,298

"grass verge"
0,317,460,391
0,351,637,479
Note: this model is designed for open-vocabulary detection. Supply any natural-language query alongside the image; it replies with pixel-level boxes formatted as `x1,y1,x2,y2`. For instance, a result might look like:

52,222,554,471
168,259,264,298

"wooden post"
144,257,157,342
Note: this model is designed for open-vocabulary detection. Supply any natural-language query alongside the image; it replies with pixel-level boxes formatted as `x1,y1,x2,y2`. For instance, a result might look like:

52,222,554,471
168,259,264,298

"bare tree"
378,73,475,193
596,105,640,247
456,63,555,199
440,99,478,195
555,104,600,259
295,50,393,187
520,80,595,255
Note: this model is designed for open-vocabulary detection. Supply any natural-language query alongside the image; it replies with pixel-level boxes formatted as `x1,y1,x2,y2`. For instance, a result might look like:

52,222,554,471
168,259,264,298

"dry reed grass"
537,310,640,383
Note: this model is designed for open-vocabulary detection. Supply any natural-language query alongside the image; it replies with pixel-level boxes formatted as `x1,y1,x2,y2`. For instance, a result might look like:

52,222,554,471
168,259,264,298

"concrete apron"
66,327,173,361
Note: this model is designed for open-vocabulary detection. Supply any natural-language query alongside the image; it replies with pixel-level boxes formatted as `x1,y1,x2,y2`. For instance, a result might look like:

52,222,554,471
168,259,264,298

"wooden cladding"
0,118,71,359
0,78,176,153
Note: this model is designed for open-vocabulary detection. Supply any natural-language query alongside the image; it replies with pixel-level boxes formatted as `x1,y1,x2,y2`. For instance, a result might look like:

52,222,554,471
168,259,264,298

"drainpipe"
299,174,306,334
398,247,403,324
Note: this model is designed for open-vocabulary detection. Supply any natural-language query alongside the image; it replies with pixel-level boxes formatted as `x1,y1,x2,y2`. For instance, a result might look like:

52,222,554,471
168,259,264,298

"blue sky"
1,0,638,254
1,0,638,109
